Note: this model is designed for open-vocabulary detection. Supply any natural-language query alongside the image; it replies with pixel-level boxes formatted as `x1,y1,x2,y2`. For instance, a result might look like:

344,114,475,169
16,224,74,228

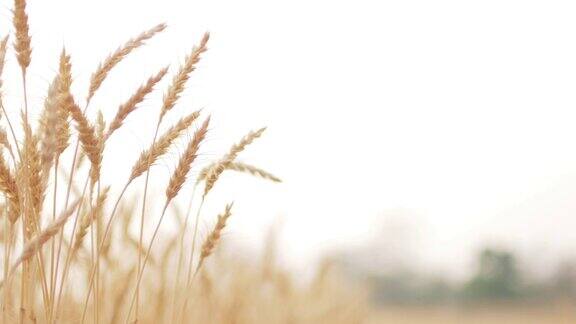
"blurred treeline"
336,247,576,305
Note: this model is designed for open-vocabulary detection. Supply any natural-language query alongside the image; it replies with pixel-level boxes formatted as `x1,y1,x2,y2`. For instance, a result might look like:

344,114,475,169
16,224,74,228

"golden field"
1,1,575,323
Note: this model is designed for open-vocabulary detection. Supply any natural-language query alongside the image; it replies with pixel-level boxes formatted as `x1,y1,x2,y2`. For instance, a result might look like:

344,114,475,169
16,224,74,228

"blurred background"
3,0,576,322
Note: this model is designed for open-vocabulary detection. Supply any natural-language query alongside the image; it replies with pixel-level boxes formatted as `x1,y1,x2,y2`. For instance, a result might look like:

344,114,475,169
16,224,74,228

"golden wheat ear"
0,35,8,88
106,67,169,139
13,0,32,73
160,32,210,119
87,23,167,104
68,102,101,186
165,117,210,202
204,127,267,196
129,110,201,181
38,50,72,173
0,153,20,223
196,203,234,273
197,161,281,183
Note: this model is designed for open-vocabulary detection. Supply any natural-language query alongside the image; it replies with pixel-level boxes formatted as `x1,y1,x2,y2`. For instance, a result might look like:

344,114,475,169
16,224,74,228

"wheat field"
0,1,375,323
5,1,573,324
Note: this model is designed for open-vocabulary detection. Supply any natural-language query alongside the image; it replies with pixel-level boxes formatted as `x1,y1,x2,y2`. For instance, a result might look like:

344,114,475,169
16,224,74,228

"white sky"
2,0,576,277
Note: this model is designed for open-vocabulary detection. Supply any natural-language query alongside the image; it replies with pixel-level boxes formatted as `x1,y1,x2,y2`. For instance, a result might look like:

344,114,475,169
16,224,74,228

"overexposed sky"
2,0,576,276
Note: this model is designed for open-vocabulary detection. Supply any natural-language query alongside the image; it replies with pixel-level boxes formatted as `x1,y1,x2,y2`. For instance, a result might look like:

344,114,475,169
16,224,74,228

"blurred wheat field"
367,302,576,324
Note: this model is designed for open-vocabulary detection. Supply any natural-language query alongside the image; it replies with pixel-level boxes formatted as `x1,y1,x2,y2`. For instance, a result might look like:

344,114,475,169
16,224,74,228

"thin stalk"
52,99,92,315
20,215,27,324
134,119,161,321
53,175,89,322
22,73,28,124
93,181,101,324
180,197,205,320
125,202,170,324
2,209,12,323
89,208,96,324
0,102,22,160
19,70,28,324
48,156,59,320
80,180,131,324
170,184,197,323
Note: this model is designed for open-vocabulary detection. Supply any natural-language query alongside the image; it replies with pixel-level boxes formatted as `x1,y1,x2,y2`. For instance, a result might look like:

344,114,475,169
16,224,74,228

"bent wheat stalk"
126,117,210,324
180,203,233,320
133,32,209,322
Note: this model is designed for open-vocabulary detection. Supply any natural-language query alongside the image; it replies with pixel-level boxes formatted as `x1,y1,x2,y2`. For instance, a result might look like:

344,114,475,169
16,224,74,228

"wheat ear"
204,127,266,196
179,202,233,319
166,117,210,202
106,67,169,139
0,129,15,162
0,35,8,90
129,110,201,181
13,0,31,73
87,23,167,103
56,50,72,155
22,117,43,221
160,32,209,119
198,161,281,183
39,50,72,173
0,153,20,223
196,203,234,272
68,102,102,186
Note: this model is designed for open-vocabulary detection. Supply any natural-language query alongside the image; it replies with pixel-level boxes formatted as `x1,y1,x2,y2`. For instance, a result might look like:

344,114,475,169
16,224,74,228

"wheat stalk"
128,116,210,323
179,203,233,319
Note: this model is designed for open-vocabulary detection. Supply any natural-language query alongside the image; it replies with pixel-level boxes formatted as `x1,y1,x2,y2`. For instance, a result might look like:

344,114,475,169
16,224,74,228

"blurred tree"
461,248,522,300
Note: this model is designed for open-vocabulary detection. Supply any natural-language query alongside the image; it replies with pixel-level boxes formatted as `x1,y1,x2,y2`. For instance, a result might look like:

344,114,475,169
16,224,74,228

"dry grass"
0,1,369,323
